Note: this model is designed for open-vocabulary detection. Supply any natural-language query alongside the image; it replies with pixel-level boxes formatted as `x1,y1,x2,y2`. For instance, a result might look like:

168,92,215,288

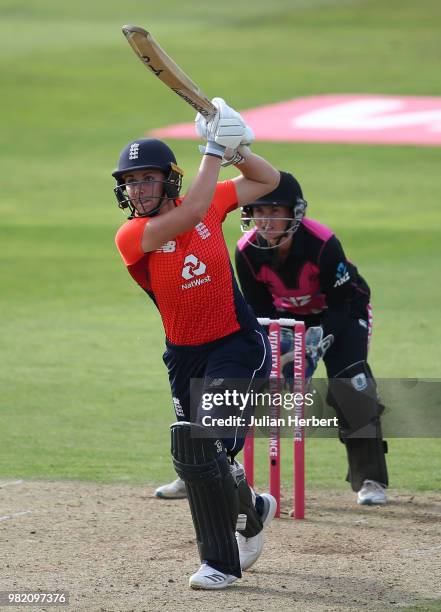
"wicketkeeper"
113,99,279,589
235,171,389,505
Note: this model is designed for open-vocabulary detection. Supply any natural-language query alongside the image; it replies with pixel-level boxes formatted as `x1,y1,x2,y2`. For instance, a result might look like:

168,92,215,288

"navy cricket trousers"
163,327,271,457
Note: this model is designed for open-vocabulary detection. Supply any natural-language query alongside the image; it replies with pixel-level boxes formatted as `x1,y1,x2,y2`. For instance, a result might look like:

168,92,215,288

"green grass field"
1,0,440,491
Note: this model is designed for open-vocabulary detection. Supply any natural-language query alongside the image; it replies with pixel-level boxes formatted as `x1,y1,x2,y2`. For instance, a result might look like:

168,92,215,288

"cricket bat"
122,25,216,118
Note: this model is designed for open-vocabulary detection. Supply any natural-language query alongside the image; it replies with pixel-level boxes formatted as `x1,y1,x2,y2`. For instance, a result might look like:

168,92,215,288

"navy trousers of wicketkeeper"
323,313,389,491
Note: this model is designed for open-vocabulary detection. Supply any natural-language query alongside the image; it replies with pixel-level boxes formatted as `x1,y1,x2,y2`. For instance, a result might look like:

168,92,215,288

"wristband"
203,140,226,159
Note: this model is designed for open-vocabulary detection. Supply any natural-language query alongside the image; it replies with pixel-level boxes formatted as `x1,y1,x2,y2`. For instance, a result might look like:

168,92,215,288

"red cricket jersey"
115,181,255,346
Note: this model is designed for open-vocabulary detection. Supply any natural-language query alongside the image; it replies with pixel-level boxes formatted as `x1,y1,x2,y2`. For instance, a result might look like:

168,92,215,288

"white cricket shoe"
154,478,187,499
189,563,238,590
357,479,387,505
236,493,277,571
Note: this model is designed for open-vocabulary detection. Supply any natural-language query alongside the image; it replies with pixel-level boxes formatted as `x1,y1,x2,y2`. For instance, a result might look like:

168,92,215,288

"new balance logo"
181,254,206,280
129,143,140,160
156,240,176,253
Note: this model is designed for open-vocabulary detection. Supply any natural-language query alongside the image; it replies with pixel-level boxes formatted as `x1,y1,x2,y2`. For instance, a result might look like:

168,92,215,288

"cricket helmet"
241,171,307,248
112,138,184,218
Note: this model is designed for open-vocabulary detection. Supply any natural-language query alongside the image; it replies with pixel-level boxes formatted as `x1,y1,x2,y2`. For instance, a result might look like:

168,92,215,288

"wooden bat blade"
122,25,216,118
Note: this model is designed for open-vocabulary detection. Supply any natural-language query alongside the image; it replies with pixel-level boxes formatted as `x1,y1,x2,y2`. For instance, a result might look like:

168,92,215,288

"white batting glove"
220,124,254,167
195,110,211,140
195,97,243,138
220,145,252,167
240,125,255,146
196,105,254,145
201,109,224,158
195,97,246,154
219,125,254,167
213,118,246,150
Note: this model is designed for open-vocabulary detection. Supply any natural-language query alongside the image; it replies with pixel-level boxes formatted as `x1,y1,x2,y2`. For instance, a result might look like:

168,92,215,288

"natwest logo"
181,254,206,280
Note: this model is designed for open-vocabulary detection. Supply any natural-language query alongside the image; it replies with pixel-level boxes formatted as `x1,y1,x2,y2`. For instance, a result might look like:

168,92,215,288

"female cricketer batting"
236,171,389,506
113,98,279,589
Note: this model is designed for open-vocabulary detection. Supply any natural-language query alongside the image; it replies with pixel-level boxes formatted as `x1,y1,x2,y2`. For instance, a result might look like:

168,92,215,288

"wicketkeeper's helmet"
241,171,307,246
112,138,184,218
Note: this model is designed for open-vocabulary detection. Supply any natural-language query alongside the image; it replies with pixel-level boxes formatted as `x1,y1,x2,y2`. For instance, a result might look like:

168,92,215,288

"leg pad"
327,362,389,491
171,422,241,578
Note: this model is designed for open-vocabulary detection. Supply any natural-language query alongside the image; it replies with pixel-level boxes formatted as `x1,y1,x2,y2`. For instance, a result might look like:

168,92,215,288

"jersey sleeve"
115,217,150,266
211,180,239,221
235,246,277,318
318,236,355,338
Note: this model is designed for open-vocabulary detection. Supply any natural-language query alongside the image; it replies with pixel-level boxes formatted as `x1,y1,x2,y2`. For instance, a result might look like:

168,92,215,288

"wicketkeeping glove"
305,326,334,380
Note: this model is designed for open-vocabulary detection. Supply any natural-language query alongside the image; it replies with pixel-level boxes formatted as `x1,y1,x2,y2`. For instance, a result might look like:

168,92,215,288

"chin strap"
129,193,172,219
